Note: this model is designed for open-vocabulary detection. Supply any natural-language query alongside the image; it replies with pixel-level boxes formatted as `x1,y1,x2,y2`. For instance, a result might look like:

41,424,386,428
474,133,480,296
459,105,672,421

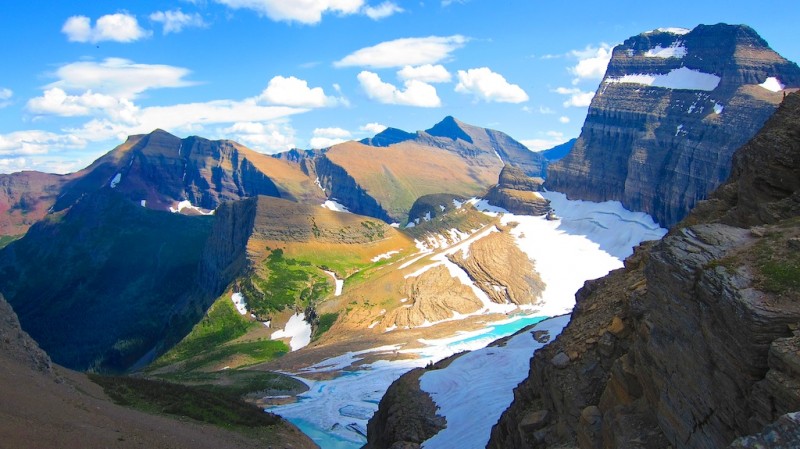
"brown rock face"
547,24,800,227
485,165,551,216
487,92,800,448
447,230,545,305
382,265,483,328
0,294,53,376
0,171,70,235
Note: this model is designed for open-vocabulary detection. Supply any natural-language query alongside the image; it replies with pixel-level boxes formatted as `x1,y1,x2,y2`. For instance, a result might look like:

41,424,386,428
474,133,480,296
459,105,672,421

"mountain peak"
425,116,473,143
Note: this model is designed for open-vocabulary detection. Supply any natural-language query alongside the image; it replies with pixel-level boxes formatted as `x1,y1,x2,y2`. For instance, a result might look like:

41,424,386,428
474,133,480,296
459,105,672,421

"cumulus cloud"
150,9,207,34
554,87,594,107
335,35,467,69
363,1,403,19
360,122,387,134
310,127,352,148
26,88,139,123
214,0,363,24
569,44,613,83
397,64,451,83
521,131,568,152
559,116,570,123
257,75,339,107
46,58,195,99
357,71,441,107
62,13,150,43
220,121,296,152
0,88,12,108
454,67,528,103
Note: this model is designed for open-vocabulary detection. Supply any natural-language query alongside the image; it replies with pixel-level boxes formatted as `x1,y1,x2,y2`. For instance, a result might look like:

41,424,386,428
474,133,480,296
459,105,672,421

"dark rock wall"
547,24,800,227
314,155,392,222
488,92,800,449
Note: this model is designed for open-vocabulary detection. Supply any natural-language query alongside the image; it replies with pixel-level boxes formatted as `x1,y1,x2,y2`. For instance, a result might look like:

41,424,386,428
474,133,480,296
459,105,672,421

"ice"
371,250,400,262
644,42,687,59
324,270,344,296
606,67,721,91
109,173,122,188
420,316,571,449
230,292,248,315
271,313,312,351
759,76,785,92
322,199,351,213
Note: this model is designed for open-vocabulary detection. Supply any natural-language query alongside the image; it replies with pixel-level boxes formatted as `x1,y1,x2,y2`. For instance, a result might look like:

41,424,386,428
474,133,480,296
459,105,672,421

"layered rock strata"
548,24,800,226
484,165,551,216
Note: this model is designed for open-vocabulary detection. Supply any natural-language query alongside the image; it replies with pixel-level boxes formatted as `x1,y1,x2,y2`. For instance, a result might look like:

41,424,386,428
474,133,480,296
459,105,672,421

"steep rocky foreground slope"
0,294,317,449
488,92,800,448
548,23,800,226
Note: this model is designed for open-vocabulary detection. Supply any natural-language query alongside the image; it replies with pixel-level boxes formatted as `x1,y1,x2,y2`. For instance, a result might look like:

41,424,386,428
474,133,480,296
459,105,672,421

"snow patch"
675,124,684,136
140,200,146,207
109,173,122,188
324,270,344,296
423,211,431,222
170,200,215,215
371,250,400,262
606,66,721,91
321,199,351,213
646,27,691,35
452,198,464,209
493,150,503,164
713,102,724,114
314,177,326,192
271,313,312,351
420,315,570,449
644,42,687,59
759,76,785,92
230,292,248,315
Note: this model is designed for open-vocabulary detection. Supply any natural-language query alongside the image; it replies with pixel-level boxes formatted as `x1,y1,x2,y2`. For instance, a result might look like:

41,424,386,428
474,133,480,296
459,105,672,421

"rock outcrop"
547,24,800,226
487,92,800,448
0,171,70,236
447,230,545,305
0,293,53,376
484,165,551,216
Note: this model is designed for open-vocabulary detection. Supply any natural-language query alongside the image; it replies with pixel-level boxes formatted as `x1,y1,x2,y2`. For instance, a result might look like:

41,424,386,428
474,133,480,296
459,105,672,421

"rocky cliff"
547,23,800,226
0,171,70,236
487,92,800,449
484,165,551,216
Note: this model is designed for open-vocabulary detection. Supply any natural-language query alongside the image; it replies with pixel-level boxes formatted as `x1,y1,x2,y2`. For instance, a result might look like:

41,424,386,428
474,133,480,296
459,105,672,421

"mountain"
53,129,325,214
0,170,71,236
547,23,800,226
0,294,317,449
484,165,551,216
0,190,215,371
540,138,576,163
487,92,800,449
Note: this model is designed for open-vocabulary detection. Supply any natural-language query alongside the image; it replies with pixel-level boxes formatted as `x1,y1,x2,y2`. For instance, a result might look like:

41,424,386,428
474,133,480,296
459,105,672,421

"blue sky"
1,0,798,173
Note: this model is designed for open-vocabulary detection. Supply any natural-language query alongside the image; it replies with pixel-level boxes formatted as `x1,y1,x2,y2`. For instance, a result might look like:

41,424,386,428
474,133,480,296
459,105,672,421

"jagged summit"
424,116,474,143
547,23,800,226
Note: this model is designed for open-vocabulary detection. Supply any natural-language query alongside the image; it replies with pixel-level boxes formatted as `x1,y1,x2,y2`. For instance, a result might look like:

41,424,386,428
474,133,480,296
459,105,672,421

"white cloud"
310,127,352,148
357,71,441,107
46,58,195,99
150,9,207,34
335,35,467,69
258,75,338,107
554,87,594,107
220,121,296,152
454,67,528,103
521,131,568,152
26,88,139,123
62,13,150,44
360,122,387,134
214,0,363,24
0,88,12,108
397,64,451,83
559,116,570,123
363,1,403,19
538,106,555,114
569,44,613,83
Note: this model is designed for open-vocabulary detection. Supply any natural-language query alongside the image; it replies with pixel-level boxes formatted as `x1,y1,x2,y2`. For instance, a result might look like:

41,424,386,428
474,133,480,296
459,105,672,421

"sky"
1,0,798,174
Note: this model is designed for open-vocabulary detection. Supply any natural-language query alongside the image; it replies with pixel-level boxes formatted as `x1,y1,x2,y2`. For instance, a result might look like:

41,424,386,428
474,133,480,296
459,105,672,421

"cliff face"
0,171,70,236
547,24,800,226
485,165,551,216
488,92,800,449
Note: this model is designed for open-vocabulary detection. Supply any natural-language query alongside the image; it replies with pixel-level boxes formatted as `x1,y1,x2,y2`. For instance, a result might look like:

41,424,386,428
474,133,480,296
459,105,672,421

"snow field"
271,313,312,351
